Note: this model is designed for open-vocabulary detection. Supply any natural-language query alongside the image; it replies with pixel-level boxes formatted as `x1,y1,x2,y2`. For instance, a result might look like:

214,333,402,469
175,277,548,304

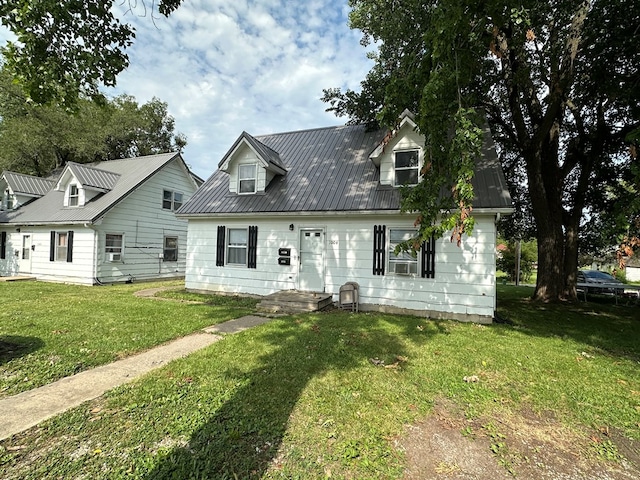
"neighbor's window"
4,189,13,210
105,234,123,262
163,236,178,262
238,164,257,194
388,229,418,275
56,232,68,261
394,150,420,186
163,190,183,211
69,184,79,207
227,228,247,265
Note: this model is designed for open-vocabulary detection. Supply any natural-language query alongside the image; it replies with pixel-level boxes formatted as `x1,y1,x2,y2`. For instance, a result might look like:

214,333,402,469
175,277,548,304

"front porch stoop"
256,290,333,314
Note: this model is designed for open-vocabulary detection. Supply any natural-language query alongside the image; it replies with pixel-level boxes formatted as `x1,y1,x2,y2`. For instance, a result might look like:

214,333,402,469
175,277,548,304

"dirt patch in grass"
398,399,639,479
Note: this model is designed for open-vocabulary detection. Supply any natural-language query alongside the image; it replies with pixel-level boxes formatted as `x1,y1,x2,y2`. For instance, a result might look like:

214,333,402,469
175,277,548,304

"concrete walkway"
0,315,272,441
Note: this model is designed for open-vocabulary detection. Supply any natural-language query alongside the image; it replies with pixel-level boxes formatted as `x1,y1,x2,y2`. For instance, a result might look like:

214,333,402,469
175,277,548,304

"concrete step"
256,290,333,314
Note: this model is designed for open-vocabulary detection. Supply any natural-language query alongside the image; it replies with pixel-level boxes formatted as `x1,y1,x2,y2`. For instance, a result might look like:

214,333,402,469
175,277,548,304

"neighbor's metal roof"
179,123,512,216
0,153,181,225
1,171,55,197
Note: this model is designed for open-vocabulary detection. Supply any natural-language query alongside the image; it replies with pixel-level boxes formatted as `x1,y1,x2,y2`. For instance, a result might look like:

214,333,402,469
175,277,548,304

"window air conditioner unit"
108,253,121,262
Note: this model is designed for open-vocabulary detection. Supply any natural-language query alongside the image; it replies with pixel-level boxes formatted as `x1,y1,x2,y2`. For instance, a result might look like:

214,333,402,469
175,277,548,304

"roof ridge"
254,123,363,139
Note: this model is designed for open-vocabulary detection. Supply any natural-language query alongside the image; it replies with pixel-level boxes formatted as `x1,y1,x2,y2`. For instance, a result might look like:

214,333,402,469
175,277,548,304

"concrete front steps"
256,290,333,314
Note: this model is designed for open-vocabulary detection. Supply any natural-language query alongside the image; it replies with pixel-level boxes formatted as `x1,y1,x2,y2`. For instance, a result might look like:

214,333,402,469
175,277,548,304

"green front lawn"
0,281,258,397
1,283,639,479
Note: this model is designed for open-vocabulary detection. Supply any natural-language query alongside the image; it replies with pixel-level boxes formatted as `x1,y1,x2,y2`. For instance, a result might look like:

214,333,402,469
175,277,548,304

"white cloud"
107,0,375,178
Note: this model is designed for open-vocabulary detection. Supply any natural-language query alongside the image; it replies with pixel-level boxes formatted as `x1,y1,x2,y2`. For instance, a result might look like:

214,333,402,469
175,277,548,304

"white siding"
627,266,640,282
95,158,196,283
185,213,498,321
0,230,20,276
1,226,98,284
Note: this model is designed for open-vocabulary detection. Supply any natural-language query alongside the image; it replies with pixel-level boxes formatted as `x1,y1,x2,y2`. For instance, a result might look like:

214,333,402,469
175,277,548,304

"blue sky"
105,0,375,179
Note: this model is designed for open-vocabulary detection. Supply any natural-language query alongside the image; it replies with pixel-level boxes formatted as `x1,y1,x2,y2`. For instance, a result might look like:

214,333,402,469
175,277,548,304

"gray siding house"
0,153,200,284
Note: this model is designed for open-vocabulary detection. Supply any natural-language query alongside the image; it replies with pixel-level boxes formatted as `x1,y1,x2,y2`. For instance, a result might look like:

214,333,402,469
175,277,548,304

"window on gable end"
238,164,257,194
394,150,420,186
106,234,124,262
69,184,79,207
163,190,183,211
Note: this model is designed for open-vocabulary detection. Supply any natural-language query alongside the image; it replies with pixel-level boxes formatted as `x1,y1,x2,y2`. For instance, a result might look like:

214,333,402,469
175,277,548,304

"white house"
177,112,513,322
0,153,200,284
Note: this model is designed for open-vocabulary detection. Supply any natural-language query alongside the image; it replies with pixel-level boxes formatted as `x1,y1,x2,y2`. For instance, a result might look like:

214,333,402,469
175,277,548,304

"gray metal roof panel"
1,171,55,196
67,163,120,191
0,153,181,225
179,123,512,216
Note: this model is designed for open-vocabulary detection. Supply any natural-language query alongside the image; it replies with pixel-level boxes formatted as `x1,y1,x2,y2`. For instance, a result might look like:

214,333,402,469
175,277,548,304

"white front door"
299,228,325,292
19,234,32,273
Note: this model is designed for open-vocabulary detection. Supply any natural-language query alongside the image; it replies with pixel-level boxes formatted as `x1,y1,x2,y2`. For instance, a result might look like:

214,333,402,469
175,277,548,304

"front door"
299,228,325,292
19,234,32,273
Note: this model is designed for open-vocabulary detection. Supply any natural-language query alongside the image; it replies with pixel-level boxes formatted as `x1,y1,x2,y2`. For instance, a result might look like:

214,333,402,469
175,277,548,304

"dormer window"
394,150,420,186
238,164,257,194
69,184,79,207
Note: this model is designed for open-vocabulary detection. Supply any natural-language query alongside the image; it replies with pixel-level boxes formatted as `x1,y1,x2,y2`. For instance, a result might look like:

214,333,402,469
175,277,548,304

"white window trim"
238,164,257,194
226,227,248,266
388,228,419,276
105,233,124,262
56,232,68,262
393,149,421,187
68,184,79,207
162,189,184,211
163,235,179,262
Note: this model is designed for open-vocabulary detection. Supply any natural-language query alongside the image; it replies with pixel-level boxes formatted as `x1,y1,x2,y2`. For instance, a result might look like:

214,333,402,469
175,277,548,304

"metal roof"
66,162,120,191
179,123,512,216
1,171,55,197
0,152,183,225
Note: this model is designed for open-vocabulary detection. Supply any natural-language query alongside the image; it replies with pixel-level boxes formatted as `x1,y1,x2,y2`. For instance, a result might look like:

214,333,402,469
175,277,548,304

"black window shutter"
0,231,6,259
50,231,56,261
67,230,74,263
248,225,258,269
373,225,386,275
216,226,226,266
421,235,436,278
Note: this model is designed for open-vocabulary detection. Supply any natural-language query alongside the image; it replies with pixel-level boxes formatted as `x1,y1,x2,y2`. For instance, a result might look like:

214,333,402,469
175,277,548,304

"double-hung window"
69,184,79,207
163,236,178,262
163,190,183,211
238,164,257,194
106,234,123,262
56,232,68,261
388,229,419,275
394,150,420,186
227,228,248,265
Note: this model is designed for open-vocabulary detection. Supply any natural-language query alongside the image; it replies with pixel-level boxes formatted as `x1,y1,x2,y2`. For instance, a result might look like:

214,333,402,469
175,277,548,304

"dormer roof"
1,171,55,197
218,131,287,175
55,162,121,193
369,109,418,166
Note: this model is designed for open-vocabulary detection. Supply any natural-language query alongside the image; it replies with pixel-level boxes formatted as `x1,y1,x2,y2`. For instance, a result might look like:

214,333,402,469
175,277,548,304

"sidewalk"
0,315,272,441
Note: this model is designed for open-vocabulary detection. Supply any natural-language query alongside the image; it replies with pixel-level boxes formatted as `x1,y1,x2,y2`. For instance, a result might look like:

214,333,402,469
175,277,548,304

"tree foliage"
324,0,640,301
0,1,184,107
0,68,186,176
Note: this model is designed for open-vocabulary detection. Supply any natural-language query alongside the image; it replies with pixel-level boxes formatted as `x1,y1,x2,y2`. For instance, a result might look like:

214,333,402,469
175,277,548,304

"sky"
102,0,375,180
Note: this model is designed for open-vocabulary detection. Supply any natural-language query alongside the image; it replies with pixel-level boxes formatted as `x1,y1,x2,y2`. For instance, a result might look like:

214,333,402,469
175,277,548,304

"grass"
0,280,258,397
1,283,639,479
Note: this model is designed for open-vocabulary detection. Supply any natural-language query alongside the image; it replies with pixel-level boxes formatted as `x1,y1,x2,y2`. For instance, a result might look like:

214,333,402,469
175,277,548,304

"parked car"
577,270,624,295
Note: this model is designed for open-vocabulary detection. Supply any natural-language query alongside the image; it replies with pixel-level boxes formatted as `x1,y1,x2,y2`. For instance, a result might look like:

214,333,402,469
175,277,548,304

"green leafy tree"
0,69,186,176
0,0,184,107
323,0,640,302
497,239,538,283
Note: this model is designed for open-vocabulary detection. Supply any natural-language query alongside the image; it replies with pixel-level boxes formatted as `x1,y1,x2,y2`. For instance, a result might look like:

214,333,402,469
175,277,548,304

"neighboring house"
0,153,200,284
625,257,640,282
177,111,513,323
